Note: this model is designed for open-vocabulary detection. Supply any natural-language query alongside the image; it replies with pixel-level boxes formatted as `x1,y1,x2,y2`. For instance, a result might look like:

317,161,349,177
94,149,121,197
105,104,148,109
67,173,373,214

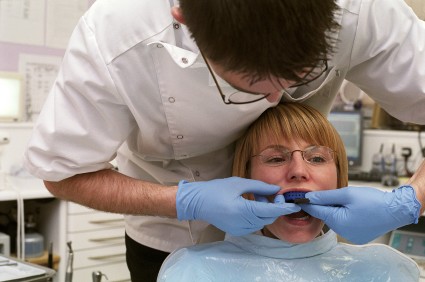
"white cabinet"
0,177,131,282
72,262,130,282
0,123,131,282
65,202,130,282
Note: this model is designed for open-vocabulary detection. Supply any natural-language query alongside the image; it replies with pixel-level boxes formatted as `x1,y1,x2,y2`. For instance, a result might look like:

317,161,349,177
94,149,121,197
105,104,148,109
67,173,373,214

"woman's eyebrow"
262,145,288,151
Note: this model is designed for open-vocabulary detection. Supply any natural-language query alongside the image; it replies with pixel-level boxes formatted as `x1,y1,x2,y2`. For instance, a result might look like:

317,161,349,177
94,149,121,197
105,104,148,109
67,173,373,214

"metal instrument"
65,241,74,282
92,270,108,282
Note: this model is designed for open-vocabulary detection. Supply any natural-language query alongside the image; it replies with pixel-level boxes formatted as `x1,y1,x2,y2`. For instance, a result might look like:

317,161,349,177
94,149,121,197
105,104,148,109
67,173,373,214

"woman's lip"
278,188,311,195
286,210,310,219
282,212,313,225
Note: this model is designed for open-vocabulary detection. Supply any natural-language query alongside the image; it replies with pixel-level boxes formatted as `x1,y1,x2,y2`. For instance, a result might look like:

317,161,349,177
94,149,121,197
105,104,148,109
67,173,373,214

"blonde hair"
232,103,348,188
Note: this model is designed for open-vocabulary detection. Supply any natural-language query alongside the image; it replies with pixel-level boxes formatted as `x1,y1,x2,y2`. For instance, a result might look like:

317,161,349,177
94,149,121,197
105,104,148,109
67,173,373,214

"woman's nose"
287,152,309,180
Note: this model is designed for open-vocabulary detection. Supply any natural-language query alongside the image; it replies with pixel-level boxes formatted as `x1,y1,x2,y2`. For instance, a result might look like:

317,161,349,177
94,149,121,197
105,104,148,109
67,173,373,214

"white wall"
0,123,33,176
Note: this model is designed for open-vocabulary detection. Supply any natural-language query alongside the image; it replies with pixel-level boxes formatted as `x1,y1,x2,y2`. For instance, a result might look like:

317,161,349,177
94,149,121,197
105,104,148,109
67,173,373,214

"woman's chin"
267,219,324,243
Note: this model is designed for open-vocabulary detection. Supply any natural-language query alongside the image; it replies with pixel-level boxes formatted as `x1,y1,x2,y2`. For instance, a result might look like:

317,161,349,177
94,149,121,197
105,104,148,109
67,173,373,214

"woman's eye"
264,155,287,164
307,155,326,163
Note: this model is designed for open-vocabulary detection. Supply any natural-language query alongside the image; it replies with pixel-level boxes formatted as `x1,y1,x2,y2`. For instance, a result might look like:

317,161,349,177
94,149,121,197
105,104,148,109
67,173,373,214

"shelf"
0,122,33,129
0,175,53,201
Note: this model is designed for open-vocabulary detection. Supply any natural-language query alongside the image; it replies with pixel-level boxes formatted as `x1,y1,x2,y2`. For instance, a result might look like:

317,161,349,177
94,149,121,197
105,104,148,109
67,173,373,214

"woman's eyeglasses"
251,145,335,166
201,52,328,105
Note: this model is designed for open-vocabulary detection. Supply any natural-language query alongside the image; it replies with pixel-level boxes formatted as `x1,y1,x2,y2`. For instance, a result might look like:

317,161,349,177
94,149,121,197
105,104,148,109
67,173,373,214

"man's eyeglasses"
201,52,328,105
251,145,335,166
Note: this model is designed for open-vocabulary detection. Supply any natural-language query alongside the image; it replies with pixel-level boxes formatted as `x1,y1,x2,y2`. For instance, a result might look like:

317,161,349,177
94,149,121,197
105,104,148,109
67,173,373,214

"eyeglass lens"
254,146,334,166
290,60,328,88
202,51,327,105
226,91,271,104
218,60,327,104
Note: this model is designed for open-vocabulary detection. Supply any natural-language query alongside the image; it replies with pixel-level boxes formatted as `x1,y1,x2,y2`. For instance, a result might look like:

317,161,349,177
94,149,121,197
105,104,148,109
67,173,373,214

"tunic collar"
225,230,337,259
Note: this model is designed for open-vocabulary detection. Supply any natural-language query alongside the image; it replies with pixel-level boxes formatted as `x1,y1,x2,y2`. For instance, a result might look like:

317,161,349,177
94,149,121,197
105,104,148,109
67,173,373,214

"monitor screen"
0,73,24,122
327,110,363,168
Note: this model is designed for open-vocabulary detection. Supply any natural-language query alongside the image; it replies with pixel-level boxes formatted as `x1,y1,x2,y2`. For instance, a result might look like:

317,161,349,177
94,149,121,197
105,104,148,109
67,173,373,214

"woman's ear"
171,6,185,24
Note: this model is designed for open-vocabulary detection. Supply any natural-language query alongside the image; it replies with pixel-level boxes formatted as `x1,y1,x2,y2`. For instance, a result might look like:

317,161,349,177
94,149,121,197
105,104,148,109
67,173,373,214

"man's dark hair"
180,0,340,84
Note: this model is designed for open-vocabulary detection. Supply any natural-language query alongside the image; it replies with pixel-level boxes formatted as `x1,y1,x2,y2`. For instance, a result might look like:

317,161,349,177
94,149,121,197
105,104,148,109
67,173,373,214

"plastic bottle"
24,213,44,258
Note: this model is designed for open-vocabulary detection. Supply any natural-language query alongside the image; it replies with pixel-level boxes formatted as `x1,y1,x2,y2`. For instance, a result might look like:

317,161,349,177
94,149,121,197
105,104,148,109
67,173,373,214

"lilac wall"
0,0,95,72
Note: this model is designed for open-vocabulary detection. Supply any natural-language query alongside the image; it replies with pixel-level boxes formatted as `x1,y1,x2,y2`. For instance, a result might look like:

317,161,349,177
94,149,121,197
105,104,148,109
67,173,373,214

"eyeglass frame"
251,145,336,167
201,51,328,105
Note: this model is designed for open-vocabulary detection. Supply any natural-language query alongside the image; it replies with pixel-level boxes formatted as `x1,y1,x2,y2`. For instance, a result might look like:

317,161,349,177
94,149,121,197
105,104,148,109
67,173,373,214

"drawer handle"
89,236,125,242
89,218,124,224
88,253,126,260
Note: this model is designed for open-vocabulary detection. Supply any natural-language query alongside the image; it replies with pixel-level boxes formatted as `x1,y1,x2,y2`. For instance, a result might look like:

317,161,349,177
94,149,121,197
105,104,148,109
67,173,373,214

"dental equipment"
283,191,310,204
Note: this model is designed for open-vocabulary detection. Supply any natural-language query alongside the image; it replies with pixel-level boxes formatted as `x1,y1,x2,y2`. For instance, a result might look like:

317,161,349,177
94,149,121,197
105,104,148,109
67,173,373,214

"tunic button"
181,57,188,64
173,23,181,29
168,97,176,103
156,43,163,48
195,171,200,177
177,135,184,139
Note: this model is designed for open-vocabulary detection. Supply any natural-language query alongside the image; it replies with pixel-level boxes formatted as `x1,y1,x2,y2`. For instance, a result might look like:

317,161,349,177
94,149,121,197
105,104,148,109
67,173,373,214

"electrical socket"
375,145,416,177
390,143,415,160
0,131,8,190
401,147,412,158
0,130,10,145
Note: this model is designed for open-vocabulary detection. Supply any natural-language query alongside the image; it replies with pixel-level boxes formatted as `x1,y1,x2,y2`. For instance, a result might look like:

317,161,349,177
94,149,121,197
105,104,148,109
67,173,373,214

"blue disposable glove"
301,185,421,244
254,192,285,204
176,177,301,236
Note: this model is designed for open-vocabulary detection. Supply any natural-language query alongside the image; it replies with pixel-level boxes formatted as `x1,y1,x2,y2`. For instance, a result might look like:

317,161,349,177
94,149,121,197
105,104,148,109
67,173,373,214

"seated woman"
158,103,419,281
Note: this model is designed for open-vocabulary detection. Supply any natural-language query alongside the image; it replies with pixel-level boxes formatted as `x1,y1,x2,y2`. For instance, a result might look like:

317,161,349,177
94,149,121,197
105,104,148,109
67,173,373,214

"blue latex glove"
254,193,285,204
176,177,301,236
301,185,421,244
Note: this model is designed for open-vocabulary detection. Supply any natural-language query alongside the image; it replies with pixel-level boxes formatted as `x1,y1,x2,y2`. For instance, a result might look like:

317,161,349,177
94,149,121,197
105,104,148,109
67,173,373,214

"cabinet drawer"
73,244,126,269
73,261,130,282
67,227,125,251
68,212,124,232
67,201,98,214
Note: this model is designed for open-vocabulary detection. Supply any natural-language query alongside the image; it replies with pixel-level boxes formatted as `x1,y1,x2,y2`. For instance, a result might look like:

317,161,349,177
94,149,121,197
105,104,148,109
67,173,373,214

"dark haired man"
24,0,425,281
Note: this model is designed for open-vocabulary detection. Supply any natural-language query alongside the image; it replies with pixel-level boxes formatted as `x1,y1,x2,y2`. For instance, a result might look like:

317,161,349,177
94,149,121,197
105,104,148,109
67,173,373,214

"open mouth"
285,210,311,220
283,191,310,204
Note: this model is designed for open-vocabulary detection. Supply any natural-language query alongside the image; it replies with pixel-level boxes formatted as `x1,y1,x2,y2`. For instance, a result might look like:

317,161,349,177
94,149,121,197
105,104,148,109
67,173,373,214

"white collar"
225,230,337,259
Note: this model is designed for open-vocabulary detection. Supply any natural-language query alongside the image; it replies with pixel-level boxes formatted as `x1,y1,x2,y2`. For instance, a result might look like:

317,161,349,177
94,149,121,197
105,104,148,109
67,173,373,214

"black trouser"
125,233,170,282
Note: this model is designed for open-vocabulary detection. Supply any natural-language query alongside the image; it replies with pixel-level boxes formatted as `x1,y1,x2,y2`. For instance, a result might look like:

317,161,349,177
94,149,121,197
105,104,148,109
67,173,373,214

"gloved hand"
176,177,301,236
254,192,285,204
301,185,421,244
